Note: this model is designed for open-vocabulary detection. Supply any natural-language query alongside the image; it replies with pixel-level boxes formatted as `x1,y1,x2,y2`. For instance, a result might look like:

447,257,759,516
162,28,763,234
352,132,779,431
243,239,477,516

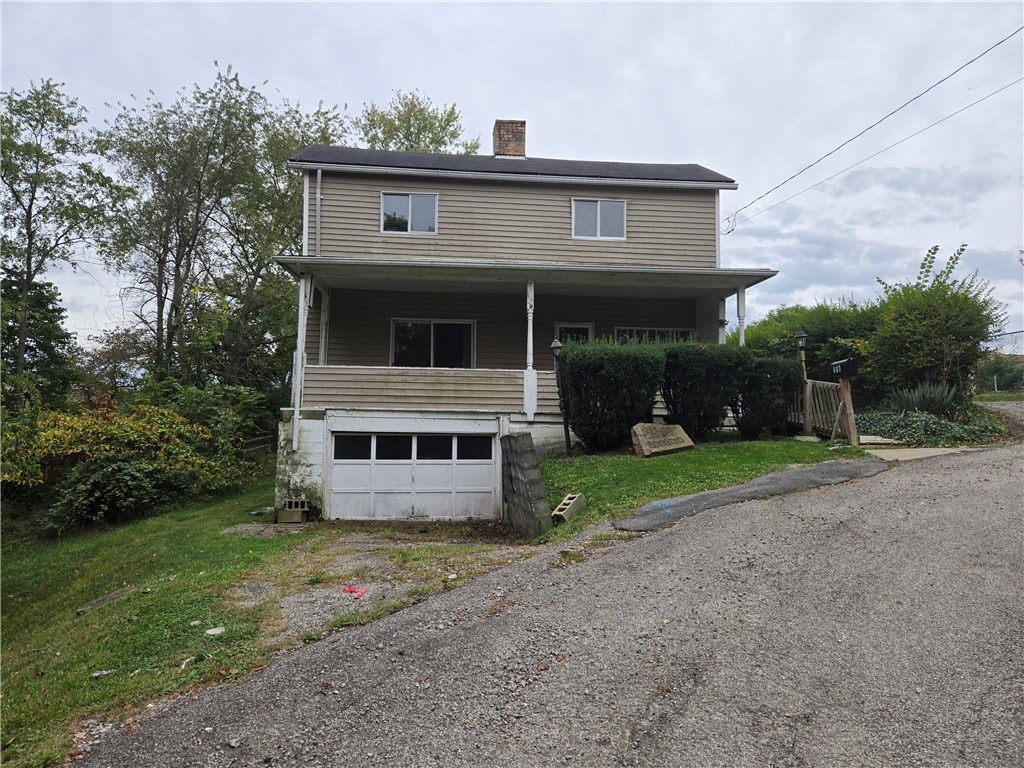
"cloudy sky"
4,1,1023,345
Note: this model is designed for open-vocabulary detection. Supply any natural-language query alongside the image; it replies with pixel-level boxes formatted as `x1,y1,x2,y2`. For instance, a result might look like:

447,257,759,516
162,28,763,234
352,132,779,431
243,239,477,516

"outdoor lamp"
550,339,571,456
794,330,808,380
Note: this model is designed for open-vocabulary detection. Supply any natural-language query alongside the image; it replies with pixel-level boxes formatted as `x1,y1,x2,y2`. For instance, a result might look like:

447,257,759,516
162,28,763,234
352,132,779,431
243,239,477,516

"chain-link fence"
979,331,1024,392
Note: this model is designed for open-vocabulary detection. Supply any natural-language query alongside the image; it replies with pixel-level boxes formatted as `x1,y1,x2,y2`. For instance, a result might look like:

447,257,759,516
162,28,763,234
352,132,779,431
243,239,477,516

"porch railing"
790,379,858,444
303,365,528,412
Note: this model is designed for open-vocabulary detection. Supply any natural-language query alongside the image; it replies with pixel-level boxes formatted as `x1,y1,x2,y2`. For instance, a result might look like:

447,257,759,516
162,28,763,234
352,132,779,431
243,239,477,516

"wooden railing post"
838,376,859,447
803,380,813,436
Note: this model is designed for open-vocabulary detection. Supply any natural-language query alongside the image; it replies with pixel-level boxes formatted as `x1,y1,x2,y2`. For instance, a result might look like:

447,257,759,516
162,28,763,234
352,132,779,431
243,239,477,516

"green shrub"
732,357,804,439
857,406,1006,447
662,343,753,438
871,244,1003,410
885,381,958,417
976,353,1024,392
4,404,253,534
131,380,271,454
561,340,664,451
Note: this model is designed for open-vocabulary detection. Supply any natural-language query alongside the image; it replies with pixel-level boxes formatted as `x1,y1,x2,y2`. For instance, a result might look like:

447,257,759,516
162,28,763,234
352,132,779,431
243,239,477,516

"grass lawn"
1,438,857,767
974,391,1024,402
539,437,862,542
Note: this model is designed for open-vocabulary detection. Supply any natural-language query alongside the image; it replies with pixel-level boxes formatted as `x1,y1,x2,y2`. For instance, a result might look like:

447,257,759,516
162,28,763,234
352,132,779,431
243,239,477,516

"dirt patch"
980,402,1024,439
223,520,543,645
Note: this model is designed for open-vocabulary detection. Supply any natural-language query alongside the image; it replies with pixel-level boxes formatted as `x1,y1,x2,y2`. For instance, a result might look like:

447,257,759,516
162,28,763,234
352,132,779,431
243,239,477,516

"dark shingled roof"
290,144,736,186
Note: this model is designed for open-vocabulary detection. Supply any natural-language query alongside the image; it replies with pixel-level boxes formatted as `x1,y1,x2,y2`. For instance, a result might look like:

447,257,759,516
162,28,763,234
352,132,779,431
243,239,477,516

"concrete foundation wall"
275,410,327,518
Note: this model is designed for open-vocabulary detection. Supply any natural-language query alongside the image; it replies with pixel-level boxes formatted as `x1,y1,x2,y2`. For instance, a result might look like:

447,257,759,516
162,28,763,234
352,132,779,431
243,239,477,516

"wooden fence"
790,380,858,445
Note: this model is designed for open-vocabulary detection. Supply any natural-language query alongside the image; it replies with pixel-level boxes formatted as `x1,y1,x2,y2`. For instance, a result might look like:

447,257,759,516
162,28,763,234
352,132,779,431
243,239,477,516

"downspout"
736,285,746,347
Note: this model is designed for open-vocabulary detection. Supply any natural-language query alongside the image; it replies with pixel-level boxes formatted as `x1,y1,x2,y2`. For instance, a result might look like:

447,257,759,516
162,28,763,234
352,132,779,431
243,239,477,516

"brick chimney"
493,119,526,158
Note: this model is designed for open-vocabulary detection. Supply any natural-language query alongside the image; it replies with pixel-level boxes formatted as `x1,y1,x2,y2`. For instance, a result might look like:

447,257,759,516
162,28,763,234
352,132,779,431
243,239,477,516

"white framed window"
391,319,475,368
381,192,437,234
555,322,594,344
615,327,693,343
572,198,626,240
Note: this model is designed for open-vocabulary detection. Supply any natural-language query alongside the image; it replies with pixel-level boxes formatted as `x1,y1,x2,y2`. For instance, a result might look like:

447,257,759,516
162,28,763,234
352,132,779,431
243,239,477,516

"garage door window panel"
457,435,493,460
376,435,412,460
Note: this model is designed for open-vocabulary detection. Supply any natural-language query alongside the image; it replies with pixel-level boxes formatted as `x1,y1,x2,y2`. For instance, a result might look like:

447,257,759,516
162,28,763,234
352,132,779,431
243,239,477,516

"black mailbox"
830,358,858,378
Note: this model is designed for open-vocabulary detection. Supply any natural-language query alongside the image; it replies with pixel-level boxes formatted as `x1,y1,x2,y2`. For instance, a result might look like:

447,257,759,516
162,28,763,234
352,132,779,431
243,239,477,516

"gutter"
286,161,738,191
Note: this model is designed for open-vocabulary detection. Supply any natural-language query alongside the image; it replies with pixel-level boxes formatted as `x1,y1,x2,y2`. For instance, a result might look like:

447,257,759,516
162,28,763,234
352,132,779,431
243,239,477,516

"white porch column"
736,285,747,347
523,280,537,420
291,274,310,450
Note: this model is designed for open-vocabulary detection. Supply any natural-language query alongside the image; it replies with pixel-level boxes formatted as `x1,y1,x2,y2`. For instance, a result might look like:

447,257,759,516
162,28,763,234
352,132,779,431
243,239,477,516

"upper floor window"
382,193,437,233
572,199,626,240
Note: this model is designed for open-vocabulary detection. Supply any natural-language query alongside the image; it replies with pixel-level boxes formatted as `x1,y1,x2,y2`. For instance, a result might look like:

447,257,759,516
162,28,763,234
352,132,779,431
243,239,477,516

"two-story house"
274,120,776,522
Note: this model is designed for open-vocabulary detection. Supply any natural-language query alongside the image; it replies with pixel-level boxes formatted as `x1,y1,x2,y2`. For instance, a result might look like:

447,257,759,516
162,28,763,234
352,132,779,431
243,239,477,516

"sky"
3,1,1023,347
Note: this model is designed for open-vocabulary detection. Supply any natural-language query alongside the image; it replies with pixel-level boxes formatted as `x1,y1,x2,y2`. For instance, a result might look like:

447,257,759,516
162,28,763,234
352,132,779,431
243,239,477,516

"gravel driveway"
77,442,1023,767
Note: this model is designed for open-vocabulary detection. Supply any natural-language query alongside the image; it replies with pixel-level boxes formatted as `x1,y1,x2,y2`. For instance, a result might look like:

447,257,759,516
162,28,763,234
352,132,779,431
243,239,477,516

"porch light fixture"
794,330,808,380
550,339,572,456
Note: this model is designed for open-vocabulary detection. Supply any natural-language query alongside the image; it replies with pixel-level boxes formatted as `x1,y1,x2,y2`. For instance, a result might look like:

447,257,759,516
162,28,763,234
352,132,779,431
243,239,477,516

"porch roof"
275,255,776,301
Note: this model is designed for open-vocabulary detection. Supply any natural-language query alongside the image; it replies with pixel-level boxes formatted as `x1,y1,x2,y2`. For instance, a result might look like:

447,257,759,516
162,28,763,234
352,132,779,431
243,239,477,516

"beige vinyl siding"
309,173,718,269
322,289,696,370
303,366,523,410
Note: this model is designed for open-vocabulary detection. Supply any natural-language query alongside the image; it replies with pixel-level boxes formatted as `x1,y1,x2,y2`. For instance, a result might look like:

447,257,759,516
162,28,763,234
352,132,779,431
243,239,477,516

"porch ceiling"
276,256,777,300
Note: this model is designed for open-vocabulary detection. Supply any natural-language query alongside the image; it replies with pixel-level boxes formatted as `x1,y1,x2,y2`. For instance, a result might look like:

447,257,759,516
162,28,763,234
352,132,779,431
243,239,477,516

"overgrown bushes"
2,402,254,535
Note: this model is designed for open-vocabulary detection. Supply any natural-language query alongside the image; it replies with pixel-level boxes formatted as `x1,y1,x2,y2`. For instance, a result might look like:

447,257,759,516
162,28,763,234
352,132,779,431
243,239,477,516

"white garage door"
329,432,498,520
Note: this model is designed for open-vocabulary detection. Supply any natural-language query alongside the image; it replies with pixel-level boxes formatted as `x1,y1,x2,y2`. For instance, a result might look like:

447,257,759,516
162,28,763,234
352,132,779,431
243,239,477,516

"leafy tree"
97,69,264,383
76,326,150,401
0,269,80,408
0,80,109,381
353,89,480,154
732,300,884,406
871,244,1003,407
96,68,346,395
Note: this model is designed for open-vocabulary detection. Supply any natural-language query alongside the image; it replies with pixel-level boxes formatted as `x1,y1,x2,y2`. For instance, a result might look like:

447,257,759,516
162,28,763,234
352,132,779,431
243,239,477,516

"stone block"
631,423,694,458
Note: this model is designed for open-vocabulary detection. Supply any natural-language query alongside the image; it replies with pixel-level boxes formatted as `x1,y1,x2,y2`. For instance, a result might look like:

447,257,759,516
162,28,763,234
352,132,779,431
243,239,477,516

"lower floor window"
392,320,474,368
615,327,692,343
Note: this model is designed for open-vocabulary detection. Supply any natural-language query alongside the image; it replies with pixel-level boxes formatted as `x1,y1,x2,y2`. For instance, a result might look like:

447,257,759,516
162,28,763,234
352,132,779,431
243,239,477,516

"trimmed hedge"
662,343,753,438
561,340,664,451
731,357,803,439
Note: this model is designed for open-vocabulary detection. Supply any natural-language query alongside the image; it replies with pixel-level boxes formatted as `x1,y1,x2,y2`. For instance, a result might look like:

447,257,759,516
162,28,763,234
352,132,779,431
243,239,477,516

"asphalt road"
78,443,1023,768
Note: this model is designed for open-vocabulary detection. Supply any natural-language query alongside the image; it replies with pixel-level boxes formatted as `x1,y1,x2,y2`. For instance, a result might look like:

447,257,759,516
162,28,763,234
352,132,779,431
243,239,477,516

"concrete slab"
863,446,980,461
859,434,902,445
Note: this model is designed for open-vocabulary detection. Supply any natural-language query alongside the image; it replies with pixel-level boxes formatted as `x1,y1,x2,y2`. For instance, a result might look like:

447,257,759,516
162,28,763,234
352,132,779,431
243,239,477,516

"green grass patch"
0,476,316,768
539,438,860,542
974,391,1024,402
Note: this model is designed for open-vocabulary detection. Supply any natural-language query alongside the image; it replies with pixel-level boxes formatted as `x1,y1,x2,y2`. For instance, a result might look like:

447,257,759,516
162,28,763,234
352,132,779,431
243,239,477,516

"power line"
721,25,1024,234
729,77,1023,228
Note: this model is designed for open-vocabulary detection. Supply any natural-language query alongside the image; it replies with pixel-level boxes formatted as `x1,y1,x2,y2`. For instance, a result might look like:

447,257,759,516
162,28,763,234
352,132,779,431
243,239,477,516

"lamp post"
794,330,808,380
794,330,812,436
550,339,572,456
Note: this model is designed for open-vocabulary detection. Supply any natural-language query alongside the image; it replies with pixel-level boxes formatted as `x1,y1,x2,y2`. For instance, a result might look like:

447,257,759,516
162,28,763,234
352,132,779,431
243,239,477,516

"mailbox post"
830,358,859,448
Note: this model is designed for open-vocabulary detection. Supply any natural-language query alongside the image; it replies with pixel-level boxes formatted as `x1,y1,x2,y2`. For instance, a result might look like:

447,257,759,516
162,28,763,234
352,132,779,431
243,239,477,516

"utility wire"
721,24,1024,234
729,77,1023,228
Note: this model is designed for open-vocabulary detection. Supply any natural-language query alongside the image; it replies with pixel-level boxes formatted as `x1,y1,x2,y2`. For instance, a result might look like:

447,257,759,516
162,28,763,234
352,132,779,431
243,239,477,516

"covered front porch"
280,255,777,421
